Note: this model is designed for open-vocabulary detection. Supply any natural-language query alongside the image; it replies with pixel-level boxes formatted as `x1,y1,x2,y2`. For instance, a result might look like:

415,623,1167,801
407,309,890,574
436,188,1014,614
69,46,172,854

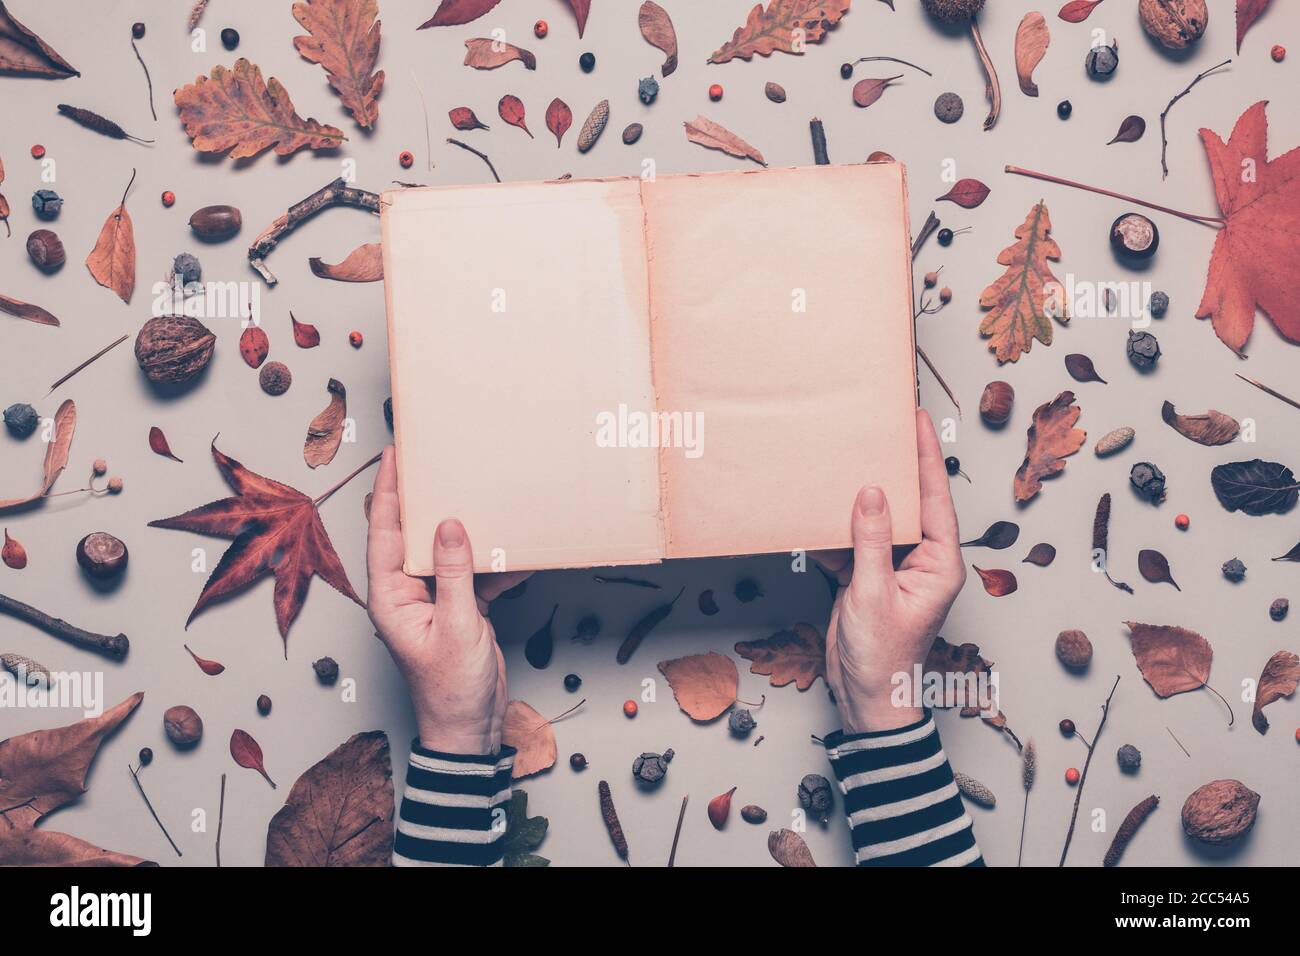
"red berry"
161,190,176,207
534,19,548,38
622,699,638,718
399,150,414,168
348,330,363,348
1175,513,1190,530
1295,727,1299,742
1271,45,1286,63
1059,718,1075,737
709,83,724,102
1065,767,1081,785
30,144,45,159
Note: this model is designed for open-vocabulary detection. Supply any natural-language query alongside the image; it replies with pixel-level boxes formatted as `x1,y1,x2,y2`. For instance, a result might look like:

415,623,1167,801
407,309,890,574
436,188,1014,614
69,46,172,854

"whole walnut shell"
163,704,204,747
1139,0,1207,50
135,315,216,386
1181,779,1259,845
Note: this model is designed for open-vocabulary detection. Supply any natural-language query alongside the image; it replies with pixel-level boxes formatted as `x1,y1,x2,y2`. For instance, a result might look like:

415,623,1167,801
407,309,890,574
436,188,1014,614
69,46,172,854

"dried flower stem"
1236,373,1300,412
667,794,688,867
131,39,157,122
187,0,209,31
1166,725,1191,758
47,334,129,394
1160,59,1230,179
593,574,660,589
916,346,961,417
411,71,434,171
447,137,501,183
0,592,128,659
216,773,226,866
910,210,960,416
57,106,153,144
911,211,940,258
847,55,932,76
969,18,1001,131
248,178,381,285
128,763,182,857
312,451,382,507
1059,675,1120,866
1017,740,1035,867
1004,166,1223,226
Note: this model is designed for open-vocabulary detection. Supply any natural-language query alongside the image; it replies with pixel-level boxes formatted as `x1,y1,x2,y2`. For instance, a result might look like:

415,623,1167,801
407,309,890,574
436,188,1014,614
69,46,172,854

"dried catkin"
577,100,609,153
1103,794,1159,867
56,105,153,144
1,652,50,686
598,779,628,861
1092,493,1134,593
1021,740,1037,791
954,771,996,808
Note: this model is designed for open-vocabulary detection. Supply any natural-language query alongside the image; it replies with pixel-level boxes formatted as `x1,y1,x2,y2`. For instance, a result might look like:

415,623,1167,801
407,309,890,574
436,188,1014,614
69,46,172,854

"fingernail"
436,519,465,548
857,485,885,516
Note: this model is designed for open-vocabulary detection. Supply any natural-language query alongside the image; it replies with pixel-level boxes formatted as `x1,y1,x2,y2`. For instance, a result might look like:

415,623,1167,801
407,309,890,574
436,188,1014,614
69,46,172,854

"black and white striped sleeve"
391,741,516,867
823,711,984,867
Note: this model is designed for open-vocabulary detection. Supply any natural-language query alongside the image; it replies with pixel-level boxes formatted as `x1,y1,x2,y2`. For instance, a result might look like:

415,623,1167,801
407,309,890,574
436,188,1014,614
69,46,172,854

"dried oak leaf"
1195,102,1300,355
148,442,364,647
305,378,347,468
639,1,678,76
735,623,824,690
1251,650,1299,734
309,242,382,282
1161,400,1239,446
1014,391,1085,503
0,829,153,866
502,700,556,779
657,651,739,721
768,828,816,867
1014,11,1050,96
292,0,384,130
1125,622,1212,698
503,789,550,867
0,399,75,513
1236,0,1272,53
0,1,78,77
684,115,766,166
174,58,347,159
463,38,536,71
979,202,1068,363
265,730,394,866
0,292,59,327
709,0,851,64
418,0,501,29
86,193,135,304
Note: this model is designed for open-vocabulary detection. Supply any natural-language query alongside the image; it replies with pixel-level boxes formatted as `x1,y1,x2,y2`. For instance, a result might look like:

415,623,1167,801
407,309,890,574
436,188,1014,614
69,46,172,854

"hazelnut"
188,204,243,241
259,361,293,396
1139,0,1207,50
163,704,203,747
26,229,66,272
979,381,1014,427
134,315,216,386
76,531,128,578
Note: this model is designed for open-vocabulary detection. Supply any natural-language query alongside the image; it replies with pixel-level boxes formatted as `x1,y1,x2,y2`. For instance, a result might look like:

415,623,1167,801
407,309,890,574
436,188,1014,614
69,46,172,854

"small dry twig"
1160,59,1231,179
447,137,501,183
809,118,829,166
216,773,226,866
667,794,688,867
248,178,380,286
0,592,128,659
129,763,182,857
1236,373,1300,412
1059,675,1120,866
48,334,128,394
131,40,157,122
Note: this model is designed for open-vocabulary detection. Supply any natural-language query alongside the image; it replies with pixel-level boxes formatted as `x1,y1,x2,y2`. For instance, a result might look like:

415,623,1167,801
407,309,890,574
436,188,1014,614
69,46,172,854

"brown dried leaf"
734,623,824,690
1108,114,1146,145
1014,12,1049,96
1125,622,1213,698
1022,542,1056,566
0,399,75,512
1014,391,1085,503
240,325,269,367
0,829,153,866
0,292,59,327
657,652,739,721
709,0,851,64
852,75,901,109
768,828,816,867
979,202,1068,362
149,426,183,463
86,198,135,303
960,520,1020,549
0,155,8,236
449,106,488,131
1251,650,1299,734
174,59,346,159
1065,353,1106,383
545,98,572,148
292,0,384,130
1161,400,1239,446
973,566,1018,596
265,731,394,866
936,178,990,209
565,0,591,38
292,312,321,348
684,115,766,166
309,242,382,282
463,38,536,71
639,1,678,76
924,637,993,709
1138,549,1180,590
418,0,501,29
230,728,277,787
0,1,79,77
498,93,532,138
1057,0,1103,22
502,700,556,779
1236,0,1272,53
305,379,347,469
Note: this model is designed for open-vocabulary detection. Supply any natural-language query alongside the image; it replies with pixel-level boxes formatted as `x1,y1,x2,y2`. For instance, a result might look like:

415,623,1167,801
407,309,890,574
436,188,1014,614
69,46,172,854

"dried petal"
545,97,572,148
936,178,990,209
498,94,532,138
148,426,183,462
973,566,1018,596
292,313,321,348
239,325,269,368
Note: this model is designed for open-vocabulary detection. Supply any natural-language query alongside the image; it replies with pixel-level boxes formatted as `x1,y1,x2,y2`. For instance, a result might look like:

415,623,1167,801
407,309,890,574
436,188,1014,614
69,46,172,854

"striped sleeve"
823,711,984,867
392,740,516,867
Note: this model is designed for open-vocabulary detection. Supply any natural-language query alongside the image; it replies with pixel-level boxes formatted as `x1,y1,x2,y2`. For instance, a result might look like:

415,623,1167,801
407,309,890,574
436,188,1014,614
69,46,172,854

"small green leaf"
503,790,550,867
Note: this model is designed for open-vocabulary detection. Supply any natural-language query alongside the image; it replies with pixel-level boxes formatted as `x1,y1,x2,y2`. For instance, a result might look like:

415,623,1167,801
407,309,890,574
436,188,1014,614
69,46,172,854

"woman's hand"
819,411,966,734
366,447,530,754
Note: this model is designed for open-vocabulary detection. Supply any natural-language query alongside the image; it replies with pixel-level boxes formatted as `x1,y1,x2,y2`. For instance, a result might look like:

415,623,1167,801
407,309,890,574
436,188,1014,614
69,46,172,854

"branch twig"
1059,675,1120,866
1004,166,1223,226
1160,59,1231,179
216,773,226,866
247,178,381,286
0,592,128,659
48,334,128,394
667,795,688,867
1236,373,1300,412
809,118,830,165
447,138,501,183
129,764,182,857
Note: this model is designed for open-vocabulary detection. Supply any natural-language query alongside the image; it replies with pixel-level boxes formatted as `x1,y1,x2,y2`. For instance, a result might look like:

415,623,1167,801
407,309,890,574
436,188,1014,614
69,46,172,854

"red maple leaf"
149,443,363,650
1196,101,1300,355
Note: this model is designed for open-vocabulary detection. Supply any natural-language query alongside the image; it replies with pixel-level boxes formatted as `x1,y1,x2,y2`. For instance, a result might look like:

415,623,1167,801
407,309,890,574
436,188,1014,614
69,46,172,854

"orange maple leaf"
1195,101,1300,355
978,202,1069,363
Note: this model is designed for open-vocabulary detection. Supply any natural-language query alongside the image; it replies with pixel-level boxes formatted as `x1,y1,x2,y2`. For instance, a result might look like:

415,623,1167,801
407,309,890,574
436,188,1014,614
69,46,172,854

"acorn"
135,315,216,386
26,229,65,272
979,381,1014,427
188,204,243,242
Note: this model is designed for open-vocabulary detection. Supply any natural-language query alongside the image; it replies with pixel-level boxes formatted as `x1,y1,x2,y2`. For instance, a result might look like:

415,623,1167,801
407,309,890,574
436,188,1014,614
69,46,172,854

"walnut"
135,315,216,386
1181,779,1259,845
1139,0,1208,50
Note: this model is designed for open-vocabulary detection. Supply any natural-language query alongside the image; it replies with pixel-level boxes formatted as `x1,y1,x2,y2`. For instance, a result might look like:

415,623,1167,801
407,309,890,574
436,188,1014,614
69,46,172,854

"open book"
381,163,919,575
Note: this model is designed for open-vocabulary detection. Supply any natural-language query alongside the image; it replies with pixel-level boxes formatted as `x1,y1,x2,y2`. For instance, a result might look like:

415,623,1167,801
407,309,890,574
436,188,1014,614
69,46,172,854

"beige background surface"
0,0,1297,867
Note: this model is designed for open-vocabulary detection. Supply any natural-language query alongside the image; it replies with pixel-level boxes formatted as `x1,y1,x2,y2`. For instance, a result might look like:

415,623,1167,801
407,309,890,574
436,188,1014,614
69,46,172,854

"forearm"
392,741,516,867
823,711,983,867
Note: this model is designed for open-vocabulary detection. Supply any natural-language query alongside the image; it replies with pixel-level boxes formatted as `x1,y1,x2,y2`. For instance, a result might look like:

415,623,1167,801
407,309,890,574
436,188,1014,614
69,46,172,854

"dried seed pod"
257,694,272,715
1139,0,1207,49
933,91,964,123
312,656,339,685
163,704,203,747
2,529,27,569
631,748,674,787
1094,426,1135,457
979,380,1013,426
1181,779,1259,845
1054,629,1093,669
797,772,834,823
577,99,609,153
1126,330,1161,369
0,652,50,687
637,76,659,105
1110,212,1159,258
1269,598,1289,621
134,315,216,386
1222,557,1247,582
26,229,65,272
707,786,737,830
1085,40,1119,79
764,82,786,103
953,771,996,808
76,532,128,579
728,708,757,737
188,204,242,241
259,361,292,396
1104,794,1158,866
1129,461,1166,502
1117,743,1142,772
621,122,643,145
740,804,767,824
3,403,39,438
598,779,629,860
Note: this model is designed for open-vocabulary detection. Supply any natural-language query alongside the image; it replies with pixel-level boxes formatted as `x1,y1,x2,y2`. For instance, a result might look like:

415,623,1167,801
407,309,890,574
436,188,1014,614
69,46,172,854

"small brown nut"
979,381,1014,426
163,704,203,747
1054,629,1093,670
740,804,768,824
1181,779,1259,845
259,361,292,396
1139,0,1207,50
188,204,243,241
135,315,216,386
76,532,128,579
764,82,787,103
26,229,66,272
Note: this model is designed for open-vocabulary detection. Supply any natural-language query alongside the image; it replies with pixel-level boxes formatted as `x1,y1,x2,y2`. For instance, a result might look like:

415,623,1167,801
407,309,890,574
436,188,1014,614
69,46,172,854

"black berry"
257,694,272,715
1269,598,1289,622
569,752,588,771
937,227,954,246
579,51,595,73
563,673,582,692
840,62,853,79
734,577,763,603
132,22,146,40
945,456,960,475
1059,718,1076,737
138,747,153,766
1057,99,1072,119
220,27,240,51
